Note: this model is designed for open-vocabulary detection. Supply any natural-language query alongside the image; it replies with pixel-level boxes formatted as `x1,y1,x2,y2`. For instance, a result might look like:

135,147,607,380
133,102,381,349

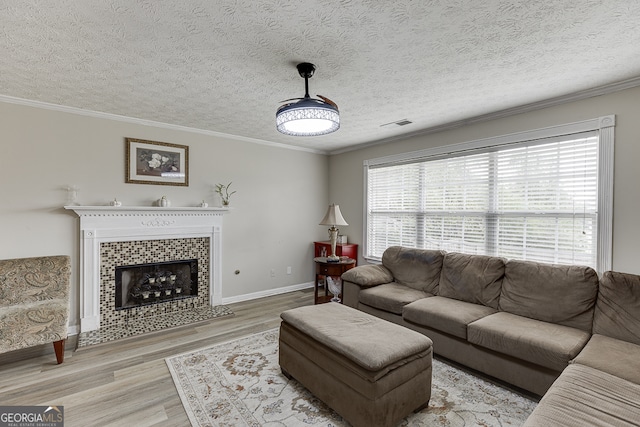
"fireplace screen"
115,259,198,310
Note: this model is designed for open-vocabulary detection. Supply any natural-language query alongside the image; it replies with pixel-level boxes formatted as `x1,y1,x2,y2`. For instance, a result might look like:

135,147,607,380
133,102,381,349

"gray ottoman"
279,303,432,427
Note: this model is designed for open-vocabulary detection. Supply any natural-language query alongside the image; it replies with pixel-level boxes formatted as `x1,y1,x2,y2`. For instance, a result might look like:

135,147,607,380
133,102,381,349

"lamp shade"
319,204,348,226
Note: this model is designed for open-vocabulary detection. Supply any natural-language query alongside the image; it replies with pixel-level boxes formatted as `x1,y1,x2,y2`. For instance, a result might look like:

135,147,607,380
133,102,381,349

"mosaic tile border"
99,237,210,330
76,304,234,348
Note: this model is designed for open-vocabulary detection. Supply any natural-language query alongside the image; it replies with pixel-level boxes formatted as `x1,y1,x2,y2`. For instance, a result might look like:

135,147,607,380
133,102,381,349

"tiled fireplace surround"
66,206,228,339
100,237,209,329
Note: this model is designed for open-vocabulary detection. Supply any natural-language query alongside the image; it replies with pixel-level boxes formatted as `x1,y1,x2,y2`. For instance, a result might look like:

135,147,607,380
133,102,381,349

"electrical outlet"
287,266,292,275
270,268,276,278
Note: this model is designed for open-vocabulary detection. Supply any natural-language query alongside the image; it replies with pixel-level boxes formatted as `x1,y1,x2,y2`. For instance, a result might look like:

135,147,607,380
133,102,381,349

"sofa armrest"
341,264,394,288
342,265,394,309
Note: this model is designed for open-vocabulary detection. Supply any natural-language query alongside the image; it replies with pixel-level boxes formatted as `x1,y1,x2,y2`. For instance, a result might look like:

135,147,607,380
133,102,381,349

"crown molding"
0,95,326,155
330,76,640,155
4,74,640,158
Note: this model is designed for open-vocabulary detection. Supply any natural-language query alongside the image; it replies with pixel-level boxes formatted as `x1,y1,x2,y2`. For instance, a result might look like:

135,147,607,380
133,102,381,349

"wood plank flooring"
0,288,314,427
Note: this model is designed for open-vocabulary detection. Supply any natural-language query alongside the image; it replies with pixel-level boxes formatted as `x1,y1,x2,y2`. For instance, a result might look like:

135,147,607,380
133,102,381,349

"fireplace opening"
115,259,198,310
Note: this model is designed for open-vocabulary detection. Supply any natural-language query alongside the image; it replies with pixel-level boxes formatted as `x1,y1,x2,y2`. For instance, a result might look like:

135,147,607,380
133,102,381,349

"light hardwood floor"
0,288,314,427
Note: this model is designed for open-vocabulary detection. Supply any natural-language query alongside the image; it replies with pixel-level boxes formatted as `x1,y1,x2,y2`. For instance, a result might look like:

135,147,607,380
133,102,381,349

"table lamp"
319,204,348,262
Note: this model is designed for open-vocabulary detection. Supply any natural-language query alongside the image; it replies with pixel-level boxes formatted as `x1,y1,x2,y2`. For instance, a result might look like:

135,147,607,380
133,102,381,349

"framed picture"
125,138,189,186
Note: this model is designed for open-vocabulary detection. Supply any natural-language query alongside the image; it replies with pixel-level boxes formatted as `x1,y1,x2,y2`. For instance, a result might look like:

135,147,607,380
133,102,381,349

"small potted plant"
215,182,236,206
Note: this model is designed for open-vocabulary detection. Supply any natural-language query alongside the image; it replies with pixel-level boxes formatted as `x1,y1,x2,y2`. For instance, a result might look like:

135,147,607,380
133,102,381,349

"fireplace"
65,206,228,334
99,237,209,330
115,259,198,310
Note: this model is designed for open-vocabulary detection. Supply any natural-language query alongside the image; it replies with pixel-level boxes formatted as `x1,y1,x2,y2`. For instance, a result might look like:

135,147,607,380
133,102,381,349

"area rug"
166,328,537,426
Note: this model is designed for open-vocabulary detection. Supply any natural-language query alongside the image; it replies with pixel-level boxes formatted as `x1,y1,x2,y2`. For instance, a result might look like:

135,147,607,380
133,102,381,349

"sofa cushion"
467,312,590,371
403,296,497,339
593,270,640,346
572,334,640,384
381,246,444,294
498,260,598,332
359,282,432,315
522,364,640,427
0,255,71,307
438,252,505,309
341,264,394,288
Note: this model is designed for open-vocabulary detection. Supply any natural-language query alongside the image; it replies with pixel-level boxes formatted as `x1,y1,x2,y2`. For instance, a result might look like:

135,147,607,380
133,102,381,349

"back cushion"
382,246,444,294
499,259,599,332
0,255,71,307
438,252,505,309
593,271,640,345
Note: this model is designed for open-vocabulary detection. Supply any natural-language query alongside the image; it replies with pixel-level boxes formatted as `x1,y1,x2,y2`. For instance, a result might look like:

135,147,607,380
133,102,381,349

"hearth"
115,259,198,310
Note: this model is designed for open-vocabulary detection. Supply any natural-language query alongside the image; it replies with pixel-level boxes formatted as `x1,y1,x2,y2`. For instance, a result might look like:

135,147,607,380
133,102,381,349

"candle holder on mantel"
66,185,80,206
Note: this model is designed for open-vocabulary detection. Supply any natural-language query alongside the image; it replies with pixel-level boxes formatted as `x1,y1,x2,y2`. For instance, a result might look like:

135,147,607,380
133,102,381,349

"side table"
313,241,358,263
314,257,356,304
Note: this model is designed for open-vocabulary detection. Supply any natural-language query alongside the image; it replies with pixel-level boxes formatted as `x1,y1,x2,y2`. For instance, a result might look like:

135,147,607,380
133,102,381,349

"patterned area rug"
166,328,537,426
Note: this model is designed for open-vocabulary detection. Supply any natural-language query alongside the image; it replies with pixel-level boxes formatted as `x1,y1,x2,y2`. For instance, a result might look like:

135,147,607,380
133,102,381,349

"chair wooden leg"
53,339,66,364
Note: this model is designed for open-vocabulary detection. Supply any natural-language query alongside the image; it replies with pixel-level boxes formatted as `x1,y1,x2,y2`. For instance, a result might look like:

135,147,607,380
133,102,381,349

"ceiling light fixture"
276,62,339,136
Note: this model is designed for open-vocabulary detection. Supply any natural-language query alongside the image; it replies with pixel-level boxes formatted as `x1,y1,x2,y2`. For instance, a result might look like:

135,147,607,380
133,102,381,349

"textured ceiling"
2,0,640,153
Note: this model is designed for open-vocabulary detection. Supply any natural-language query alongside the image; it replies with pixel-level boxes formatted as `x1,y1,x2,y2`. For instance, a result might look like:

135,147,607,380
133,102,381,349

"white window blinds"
365,116,615,272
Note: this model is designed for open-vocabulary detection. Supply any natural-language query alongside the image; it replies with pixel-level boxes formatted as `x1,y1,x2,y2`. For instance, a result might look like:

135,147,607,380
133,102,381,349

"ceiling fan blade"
279,97,304,103
317,95,338,109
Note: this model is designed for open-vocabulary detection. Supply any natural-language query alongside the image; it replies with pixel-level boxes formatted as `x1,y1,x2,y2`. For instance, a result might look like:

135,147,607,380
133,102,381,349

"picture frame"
125,138,189,186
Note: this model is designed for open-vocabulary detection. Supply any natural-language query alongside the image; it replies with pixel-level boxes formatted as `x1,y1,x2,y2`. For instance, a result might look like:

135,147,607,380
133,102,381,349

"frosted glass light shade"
276,98,339,136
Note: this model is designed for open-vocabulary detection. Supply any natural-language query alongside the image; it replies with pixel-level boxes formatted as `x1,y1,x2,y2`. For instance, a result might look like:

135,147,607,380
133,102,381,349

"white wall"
330,85,640,274
0,101,330,332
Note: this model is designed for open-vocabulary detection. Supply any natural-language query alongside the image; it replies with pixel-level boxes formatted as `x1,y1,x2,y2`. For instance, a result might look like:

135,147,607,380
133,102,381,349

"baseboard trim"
221,282,314,305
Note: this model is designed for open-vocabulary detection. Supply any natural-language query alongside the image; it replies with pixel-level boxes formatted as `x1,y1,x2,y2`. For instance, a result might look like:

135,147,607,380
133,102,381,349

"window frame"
363,115,615,273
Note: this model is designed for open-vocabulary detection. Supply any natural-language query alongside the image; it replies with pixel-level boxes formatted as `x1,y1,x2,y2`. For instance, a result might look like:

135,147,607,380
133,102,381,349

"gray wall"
4,84,639,334
330,85,640,274
0,101,330,332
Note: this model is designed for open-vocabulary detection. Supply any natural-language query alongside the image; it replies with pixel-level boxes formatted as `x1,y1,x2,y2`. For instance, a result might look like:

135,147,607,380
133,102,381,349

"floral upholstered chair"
0,255,71,364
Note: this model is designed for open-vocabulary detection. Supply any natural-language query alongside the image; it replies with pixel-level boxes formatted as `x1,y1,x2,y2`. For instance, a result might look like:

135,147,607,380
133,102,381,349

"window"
364,116,615,272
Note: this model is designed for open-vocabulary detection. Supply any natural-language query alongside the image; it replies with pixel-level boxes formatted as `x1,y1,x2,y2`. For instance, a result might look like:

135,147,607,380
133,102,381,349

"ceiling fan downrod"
297,62,316,99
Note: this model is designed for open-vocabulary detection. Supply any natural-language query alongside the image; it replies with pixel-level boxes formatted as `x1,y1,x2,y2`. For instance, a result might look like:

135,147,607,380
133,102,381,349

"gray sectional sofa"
341,246,640,425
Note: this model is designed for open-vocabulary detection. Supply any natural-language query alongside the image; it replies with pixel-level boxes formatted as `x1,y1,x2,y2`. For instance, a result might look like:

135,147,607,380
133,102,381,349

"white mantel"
65,205,229,333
